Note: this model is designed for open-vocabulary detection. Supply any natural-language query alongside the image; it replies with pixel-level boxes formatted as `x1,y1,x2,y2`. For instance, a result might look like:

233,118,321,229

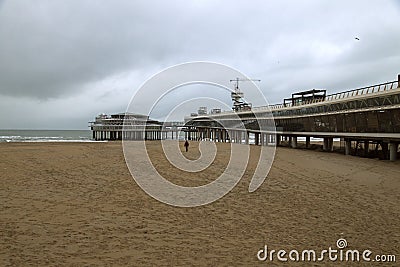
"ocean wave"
1,139,105,143
0,130,94,143
21,140,106,143
0,137,95,142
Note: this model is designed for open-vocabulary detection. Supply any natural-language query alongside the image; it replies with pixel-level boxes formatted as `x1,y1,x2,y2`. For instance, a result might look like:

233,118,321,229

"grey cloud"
0,0,187,98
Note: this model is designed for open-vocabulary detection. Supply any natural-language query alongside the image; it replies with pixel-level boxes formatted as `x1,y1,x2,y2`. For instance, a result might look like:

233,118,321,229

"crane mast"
230,78,260,112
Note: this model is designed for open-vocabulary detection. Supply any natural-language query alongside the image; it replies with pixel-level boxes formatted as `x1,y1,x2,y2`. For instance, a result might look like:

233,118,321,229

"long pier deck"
185,76,400,161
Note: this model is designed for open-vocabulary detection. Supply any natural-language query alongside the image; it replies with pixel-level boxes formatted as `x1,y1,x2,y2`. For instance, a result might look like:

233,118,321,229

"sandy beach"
1,141,399,266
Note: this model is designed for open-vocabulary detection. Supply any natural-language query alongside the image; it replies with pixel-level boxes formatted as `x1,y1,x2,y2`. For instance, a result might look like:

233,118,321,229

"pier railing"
254,80,399,111
325,80,399,101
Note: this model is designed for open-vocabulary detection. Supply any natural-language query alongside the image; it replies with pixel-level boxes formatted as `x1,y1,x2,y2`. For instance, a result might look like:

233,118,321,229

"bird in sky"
355,37,360,41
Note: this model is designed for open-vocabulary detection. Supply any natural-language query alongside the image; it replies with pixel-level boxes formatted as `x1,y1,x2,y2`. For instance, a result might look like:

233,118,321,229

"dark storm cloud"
0,0,190,98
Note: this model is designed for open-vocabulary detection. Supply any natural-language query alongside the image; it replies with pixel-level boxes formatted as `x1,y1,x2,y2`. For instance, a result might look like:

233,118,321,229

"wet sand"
1,141,399,266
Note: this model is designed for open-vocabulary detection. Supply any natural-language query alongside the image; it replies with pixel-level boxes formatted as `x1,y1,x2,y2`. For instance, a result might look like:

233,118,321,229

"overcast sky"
1,0,400,129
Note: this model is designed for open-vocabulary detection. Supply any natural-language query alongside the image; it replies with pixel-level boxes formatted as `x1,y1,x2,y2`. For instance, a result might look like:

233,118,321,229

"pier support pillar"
323,138,333,151
269,134,275,146
291,136,297,148
255,133,259,146
245,132,249,145
389,142,398,161
345,140,351,155
364,140,370,156
323,138,328,151
382,142,388,160
305,136,310,148
329,138,334,151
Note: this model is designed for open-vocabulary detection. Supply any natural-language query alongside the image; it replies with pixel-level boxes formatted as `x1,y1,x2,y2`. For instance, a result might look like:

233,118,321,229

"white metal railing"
254,80,399,111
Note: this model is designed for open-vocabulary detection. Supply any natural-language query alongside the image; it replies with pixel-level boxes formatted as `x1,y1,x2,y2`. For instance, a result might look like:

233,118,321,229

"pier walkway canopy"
284,89,326,107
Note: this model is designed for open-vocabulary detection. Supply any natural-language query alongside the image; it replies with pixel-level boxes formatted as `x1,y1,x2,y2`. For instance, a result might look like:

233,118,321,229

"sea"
0,130,94,143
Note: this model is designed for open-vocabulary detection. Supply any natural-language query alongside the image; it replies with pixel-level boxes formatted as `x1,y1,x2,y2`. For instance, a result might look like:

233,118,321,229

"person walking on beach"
184,140,189,152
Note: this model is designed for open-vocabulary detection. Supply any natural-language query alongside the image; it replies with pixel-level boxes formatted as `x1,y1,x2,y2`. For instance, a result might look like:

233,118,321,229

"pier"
185,75,400,161
90,74,400,161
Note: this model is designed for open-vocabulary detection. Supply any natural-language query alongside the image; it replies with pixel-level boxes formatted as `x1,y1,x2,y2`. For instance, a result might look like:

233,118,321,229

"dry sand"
1,141,399,266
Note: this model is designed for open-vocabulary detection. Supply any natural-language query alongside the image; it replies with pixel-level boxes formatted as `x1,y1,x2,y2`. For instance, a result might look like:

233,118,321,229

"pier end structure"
89,112,184,141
